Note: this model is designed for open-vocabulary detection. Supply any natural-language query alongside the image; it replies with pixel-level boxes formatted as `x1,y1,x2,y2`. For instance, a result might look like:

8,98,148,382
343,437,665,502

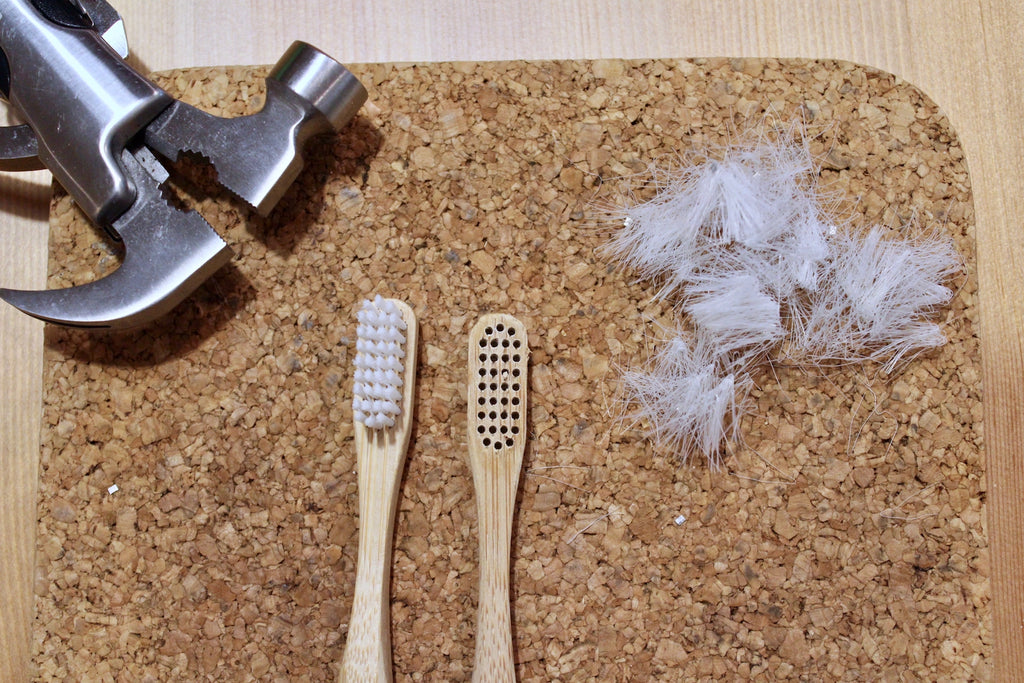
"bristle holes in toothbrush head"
471,316,528,452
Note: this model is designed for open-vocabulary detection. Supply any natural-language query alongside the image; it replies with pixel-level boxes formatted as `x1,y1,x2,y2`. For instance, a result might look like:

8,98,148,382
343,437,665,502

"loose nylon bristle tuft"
601,127,962,463
352,295,408,429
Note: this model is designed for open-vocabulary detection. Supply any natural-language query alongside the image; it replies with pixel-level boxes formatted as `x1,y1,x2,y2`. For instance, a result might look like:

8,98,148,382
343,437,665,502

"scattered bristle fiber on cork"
604,131,962,465
618,333,752,470
788,225,962,372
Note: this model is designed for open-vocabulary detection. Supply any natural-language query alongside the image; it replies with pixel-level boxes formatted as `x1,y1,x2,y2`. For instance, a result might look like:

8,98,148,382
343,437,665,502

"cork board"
34,59,987,681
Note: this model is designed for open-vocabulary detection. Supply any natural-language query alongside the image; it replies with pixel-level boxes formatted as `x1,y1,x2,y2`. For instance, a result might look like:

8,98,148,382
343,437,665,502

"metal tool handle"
0,0,88,172
0,0,170,224
0,0,129,172
0,123,43,171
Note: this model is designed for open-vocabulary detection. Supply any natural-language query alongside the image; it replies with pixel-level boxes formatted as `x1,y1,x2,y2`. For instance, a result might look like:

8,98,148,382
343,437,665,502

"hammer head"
145,42,368,216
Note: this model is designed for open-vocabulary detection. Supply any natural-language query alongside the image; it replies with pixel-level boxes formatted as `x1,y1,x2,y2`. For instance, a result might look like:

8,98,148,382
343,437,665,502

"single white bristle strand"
352,297,408,429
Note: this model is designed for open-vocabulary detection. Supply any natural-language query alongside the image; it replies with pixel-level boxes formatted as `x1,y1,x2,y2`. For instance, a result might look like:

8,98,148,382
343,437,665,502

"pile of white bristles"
603,136,961,468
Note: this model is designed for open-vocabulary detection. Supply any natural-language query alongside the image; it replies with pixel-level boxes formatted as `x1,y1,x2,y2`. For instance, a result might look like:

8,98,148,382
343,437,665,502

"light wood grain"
0,170,50,683
467,315,529,683
339,300,417,683
2,1,1021,679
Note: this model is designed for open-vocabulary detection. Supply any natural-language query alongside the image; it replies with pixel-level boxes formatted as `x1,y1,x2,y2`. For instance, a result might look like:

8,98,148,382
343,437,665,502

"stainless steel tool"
0,0,367,328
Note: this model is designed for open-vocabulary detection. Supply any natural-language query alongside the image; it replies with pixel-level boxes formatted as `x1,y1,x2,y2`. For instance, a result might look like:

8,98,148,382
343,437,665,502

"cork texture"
34,59,986,681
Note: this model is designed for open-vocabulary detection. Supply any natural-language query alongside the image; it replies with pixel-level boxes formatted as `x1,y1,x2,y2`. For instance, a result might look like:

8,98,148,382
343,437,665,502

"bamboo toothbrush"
467,314,529,683
339,295,417,683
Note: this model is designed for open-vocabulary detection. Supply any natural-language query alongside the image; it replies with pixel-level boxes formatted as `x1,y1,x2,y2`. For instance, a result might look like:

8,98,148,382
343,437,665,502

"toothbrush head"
352,295,410,430
468,314,529,455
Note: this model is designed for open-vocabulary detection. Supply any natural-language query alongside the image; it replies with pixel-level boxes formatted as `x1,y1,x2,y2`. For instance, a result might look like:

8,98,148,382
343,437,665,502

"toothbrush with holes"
339,296,417,683
467,314,529,683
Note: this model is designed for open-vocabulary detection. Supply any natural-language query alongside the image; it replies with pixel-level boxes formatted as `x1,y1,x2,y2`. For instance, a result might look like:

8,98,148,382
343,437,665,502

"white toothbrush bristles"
353,295,408,429
790,225,961,371
601,139,827,304
603,130,962,465
619,335,751,469
683,272,785,357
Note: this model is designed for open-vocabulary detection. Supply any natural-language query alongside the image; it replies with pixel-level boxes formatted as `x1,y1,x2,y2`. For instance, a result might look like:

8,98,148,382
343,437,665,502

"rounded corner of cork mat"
35,58,987,681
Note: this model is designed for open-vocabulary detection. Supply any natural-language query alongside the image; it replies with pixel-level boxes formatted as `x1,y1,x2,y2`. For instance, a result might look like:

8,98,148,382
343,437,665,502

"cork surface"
34,59,986,681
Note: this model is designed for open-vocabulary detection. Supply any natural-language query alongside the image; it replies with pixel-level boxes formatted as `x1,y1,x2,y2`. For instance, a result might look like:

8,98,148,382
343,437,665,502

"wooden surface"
0,0,1019,679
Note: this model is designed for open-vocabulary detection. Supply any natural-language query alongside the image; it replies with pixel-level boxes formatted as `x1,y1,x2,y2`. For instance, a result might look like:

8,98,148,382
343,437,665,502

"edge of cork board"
32,58,986,680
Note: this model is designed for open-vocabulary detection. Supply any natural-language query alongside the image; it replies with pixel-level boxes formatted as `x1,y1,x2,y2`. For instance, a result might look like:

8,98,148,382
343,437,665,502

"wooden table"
1,2,1019,679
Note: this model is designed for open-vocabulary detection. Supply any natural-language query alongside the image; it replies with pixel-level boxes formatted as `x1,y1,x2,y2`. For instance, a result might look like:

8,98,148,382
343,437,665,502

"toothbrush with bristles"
339,295,417,683
467,314,529,683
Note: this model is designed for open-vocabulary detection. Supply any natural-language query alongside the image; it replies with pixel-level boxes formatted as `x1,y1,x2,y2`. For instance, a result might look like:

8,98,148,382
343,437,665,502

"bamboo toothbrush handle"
467,313,528,683
340,299,416,683
471,453,520,683
339,431,404,683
